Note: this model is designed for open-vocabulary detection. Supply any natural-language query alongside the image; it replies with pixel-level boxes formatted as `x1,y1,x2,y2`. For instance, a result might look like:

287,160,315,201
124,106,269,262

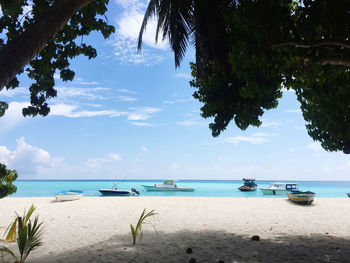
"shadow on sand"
31,229,350,263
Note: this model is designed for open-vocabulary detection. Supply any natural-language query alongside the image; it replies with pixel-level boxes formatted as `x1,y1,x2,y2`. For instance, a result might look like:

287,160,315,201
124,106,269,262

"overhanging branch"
271,40,350,49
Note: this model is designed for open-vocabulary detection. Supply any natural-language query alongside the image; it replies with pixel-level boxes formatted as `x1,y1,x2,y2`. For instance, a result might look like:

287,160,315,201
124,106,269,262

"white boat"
56,190,83,202
142,180,194,192
260,182,299,195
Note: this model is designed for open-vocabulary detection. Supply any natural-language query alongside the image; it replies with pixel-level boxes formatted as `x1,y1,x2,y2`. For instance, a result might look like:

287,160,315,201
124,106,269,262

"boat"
142,180,194,192
347,193,350,198
238,178,257,191
288,191,316,205
260,182,299,195
56,190,83,202
99,185,140,196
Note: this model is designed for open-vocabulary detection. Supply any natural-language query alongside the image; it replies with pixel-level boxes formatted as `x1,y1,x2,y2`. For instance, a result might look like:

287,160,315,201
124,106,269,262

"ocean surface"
8,180,350,198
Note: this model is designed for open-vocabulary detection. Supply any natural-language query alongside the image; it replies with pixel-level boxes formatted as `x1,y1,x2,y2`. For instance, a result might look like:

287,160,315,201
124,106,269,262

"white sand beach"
1,197,349,263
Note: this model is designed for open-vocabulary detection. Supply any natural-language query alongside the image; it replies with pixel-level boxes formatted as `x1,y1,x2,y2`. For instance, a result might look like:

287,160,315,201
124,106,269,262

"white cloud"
140,146,148,152
130,121,155,127
307,142,323,152
177,120,204,126
115,95,138,102
50,104,126,118
0,137,59,176
117,89,137,94
108,153,122,161
174,73,192,79
0,102,28,135
286,109,301,113
112,0,170,65
221,136,268,144
0,87,28,98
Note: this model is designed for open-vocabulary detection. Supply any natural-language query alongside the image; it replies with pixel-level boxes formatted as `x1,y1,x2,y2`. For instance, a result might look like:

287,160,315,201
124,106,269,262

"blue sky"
0,0,349,181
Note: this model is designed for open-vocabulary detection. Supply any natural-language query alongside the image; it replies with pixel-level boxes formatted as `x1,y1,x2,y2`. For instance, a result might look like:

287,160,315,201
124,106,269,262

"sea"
8,180,350,198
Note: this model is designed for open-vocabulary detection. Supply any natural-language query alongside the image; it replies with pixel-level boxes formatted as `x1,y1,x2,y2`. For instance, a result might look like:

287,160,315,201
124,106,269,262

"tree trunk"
0,0,96,90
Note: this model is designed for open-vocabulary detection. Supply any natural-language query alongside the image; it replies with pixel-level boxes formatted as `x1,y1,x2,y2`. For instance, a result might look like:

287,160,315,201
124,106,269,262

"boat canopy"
164,180,176,185
242,178,256,187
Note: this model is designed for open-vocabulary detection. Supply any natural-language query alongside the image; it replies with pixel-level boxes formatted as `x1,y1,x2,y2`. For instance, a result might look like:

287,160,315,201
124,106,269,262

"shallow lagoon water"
10,180,350,198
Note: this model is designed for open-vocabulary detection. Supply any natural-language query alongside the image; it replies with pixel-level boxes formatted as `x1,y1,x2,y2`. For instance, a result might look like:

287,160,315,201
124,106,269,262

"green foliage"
140,0,350,153
0,204,44,263
130,209,157,244
0,163,18,199
0,0,115,117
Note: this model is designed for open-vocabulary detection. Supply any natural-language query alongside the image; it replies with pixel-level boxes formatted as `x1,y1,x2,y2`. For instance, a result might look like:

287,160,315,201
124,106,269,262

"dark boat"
347,193,350,198
238,178,257,191
99,185,139,196
287,191,315,205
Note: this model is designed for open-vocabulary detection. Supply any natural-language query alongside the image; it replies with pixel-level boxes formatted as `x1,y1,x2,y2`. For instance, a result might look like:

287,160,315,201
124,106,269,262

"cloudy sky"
0,0,349,181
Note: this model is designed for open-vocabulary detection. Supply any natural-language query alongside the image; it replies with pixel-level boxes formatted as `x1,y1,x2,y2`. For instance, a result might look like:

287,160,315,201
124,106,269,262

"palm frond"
0,245,17,262
137,0,160,51
130,209,157,244
138,0,194,67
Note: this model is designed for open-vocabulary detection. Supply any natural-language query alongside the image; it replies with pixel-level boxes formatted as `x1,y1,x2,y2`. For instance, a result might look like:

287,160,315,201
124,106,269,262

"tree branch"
320,57,350,67
271,40,350,49
0,0,96,91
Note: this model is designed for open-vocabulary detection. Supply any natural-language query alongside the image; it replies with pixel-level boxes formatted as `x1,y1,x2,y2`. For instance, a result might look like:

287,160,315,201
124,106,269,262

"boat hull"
99,189,135,196
238,186,257,192
288,191,315,205
260,188,290,195
56,190,83,202
142,185,194,192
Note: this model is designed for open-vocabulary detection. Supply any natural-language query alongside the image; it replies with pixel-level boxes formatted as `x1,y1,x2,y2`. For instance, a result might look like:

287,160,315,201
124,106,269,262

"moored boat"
142,180,194,192
56,190,83,202
99,185,139,196
260,182,299,195
238,178,257,191
287,191,316,205
347,193,350,198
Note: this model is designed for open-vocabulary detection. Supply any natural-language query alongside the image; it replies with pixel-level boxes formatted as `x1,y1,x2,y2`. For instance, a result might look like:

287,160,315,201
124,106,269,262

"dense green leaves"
0,163,18,198
140,0,350,153
0,0,115,117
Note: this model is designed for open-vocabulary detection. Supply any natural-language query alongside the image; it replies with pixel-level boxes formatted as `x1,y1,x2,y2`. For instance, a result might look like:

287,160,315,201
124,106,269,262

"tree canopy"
0,163,18,198
0,0,114,116
139,0,350,154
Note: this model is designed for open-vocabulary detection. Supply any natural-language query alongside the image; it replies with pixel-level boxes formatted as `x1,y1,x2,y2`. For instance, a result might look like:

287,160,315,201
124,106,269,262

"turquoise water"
8,180,350,198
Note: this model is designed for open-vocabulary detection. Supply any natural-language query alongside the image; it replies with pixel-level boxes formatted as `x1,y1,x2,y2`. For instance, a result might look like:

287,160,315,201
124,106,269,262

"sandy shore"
0,197,349,263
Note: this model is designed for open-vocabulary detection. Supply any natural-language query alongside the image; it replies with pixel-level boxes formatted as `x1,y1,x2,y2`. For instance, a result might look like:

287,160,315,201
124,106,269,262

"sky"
0,0,349,181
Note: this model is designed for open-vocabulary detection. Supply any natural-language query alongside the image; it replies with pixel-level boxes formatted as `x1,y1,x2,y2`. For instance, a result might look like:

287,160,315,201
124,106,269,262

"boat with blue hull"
238,178,257,191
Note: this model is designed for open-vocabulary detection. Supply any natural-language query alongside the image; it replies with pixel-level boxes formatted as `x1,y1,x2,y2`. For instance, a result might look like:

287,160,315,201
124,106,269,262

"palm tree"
137,0,228,70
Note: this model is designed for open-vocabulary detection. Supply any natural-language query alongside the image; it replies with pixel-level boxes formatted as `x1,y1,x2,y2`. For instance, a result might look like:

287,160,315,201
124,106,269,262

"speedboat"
99,185,140,196
238,178,257,191
260,182,299,195
287,191,315,205
142,180,194,192
56,190,83,202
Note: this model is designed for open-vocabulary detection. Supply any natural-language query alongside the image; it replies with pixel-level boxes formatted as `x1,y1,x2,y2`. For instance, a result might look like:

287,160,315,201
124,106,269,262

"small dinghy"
56,190,83,202
287,191,315,205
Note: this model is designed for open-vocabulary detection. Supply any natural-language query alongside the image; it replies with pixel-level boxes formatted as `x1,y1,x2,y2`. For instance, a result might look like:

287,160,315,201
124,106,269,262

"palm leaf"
130,209,157,244
0,245,17,262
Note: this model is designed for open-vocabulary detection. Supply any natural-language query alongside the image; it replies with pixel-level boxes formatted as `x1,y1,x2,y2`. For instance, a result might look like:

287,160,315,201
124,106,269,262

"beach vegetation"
138,0,350,154
0,163,18,199
0,0,349,154
0,204,44,263
130,209,157,245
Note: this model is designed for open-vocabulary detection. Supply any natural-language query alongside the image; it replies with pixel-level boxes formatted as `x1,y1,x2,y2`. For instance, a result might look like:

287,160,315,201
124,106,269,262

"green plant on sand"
130,209,157,245
0,204,44,263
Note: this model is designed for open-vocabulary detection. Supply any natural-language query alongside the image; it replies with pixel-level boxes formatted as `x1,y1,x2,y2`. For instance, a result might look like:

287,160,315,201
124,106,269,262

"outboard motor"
131,188,140,195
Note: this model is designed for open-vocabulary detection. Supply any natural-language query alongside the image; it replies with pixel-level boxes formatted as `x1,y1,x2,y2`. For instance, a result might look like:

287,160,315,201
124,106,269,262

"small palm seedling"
130,208,157,244
0,204,44,263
